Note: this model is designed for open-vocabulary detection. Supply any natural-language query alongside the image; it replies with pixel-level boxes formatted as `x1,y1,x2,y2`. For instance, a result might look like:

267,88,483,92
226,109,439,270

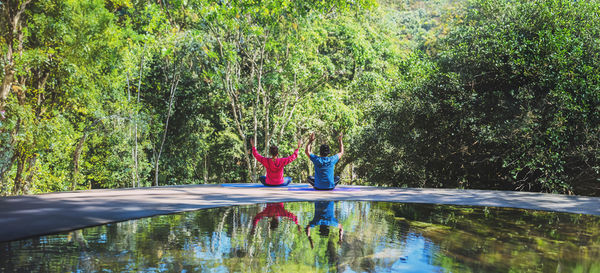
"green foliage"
1,0,598,196
358,0,600,195
1,0,156,194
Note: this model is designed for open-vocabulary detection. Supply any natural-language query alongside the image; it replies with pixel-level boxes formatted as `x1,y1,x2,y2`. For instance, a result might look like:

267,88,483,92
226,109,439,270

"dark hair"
319,144,330,157
318,225,330,237
269,146,279,157
270,217,279,231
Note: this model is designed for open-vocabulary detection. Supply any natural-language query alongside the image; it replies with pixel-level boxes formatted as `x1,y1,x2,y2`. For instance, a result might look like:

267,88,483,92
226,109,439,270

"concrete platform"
1,184,599,243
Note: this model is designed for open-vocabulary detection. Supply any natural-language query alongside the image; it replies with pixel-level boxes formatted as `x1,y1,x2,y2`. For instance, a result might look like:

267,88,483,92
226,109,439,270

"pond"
1,201,599,272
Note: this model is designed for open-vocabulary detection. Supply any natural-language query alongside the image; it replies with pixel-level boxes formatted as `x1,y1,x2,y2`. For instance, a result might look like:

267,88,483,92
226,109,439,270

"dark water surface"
1,201,599,272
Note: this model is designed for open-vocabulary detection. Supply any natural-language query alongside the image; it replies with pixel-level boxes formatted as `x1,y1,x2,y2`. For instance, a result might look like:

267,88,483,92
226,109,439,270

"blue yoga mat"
221,183,309,188
287,187,361,191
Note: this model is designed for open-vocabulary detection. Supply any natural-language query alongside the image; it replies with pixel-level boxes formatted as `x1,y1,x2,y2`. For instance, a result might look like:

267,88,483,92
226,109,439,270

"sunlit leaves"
359,0,600,195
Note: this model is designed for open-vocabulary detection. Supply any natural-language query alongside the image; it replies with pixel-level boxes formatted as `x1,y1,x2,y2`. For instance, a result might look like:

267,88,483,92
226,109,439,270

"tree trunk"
214,30,254,183
71,118,103,190
72,132,89,191
0,130,18,184
203,152,208,183
126,71,135,188
12,147,26,195
134,43,146,188
0,0,32,111
0,101,21,194
224,69,252,183
24,154,37,186
1,70,15,108
134,119,139,187
154,70,180,187
251,62,259,183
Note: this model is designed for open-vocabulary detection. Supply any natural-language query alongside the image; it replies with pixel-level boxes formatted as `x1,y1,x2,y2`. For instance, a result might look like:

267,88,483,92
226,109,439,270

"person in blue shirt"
305,132,344,190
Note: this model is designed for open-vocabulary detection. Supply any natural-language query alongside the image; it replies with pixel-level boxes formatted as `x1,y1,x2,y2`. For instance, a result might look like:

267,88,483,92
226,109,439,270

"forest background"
1,0,599,196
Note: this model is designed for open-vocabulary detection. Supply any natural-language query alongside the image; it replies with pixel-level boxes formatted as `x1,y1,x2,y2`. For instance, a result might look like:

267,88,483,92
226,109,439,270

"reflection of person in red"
251,203,302,234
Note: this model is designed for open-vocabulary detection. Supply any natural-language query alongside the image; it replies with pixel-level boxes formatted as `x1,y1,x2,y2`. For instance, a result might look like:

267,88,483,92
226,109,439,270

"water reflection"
1,202,599,272
251,202,301,235
306,201,343,248
305,201,344,270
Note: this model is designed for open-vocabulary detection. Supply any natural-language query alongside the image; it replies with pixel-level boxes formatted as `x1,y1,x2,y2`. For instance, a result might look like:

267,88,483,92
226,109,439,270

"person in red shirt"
250,138,301,186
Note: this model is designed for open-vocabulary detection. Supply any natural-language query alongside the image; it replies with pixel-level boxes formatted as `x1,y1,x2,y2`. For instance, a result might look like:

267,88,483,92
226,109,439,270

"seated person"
251,138,301,186
305,132,343,190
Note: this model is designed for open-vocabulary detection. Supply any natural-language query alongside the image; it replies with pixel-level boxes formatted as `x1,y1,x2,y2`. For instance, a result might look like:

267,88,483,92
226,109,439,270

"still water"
1,201,599,272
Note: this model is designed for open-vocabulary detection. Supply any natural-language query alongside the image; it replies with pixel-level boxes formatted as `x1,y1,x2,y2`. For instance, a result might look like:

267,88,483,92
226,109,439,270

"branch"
11,0,32,35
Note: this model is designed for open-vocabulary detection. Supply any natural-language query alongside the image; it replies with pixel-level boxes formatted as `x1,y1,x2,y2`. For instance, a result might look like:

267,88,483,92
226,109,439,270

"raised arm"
250,139,266,164
305,225,314,249
336,133,344,159
305,132,315,157
282,148,299,165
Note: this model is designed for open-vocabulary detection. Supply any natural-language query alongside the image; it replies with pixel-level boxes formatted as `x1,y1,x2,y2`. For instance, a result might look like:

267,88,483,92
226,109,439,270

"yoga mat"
221,183,309,188
287,187,361,191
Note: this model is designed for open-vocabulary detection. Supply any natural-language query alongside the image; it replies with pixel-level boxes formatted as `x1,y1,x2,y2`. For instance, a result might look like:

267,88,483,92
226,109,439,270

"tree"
0,0,152,194
192,0,375,182
0,0,32,112
358,0,600,195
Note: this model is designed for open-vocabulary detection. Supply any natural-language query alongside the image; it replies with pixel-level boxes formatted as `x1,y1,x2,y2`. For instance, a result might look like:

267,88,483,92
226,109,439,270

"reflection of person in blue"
305,201,343,248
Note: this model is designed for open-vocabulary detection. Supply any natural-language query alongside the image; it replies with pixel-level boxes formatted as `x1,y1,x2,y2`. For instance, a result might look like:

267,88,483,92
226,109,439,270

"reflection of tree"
336,202,400,272
0,202,599,272
387,203,600,273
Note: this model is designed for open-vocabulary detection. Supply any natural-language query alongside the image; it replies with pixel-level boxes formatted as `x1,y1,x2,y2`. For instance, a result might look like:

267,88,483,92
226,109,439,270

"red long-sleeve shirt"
252,146,298,185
